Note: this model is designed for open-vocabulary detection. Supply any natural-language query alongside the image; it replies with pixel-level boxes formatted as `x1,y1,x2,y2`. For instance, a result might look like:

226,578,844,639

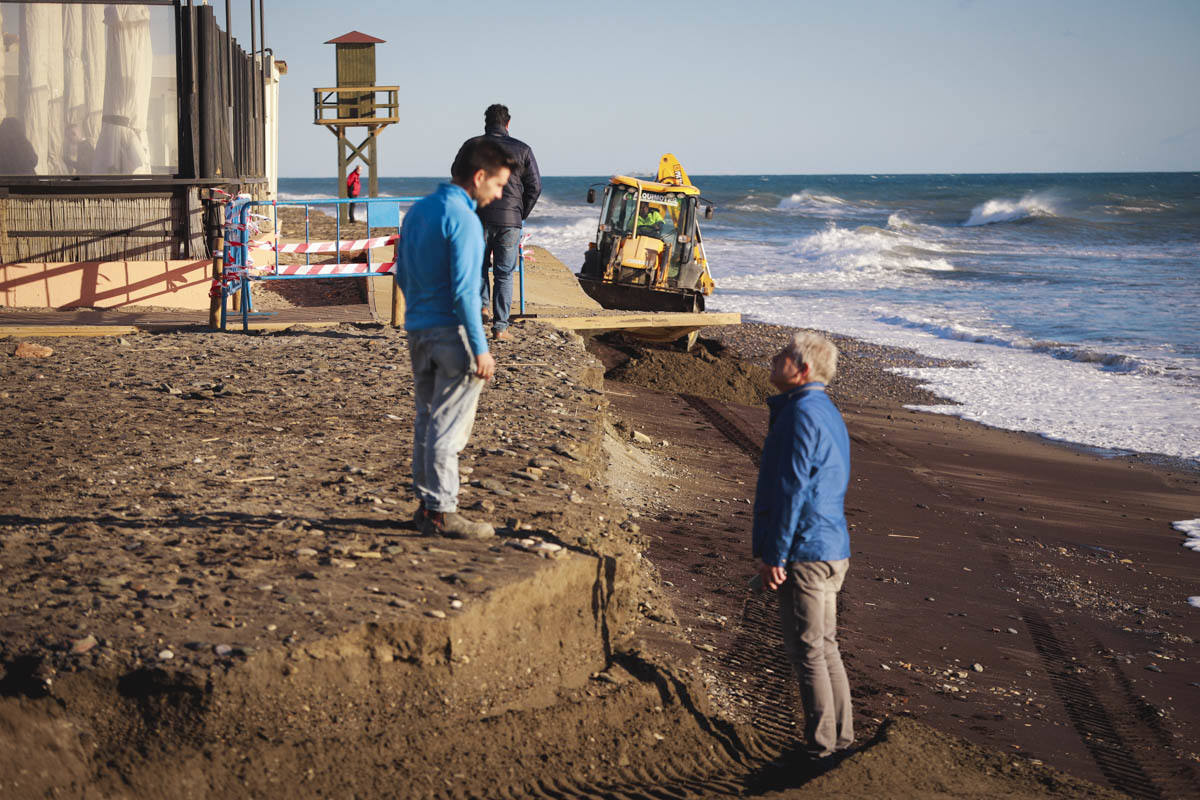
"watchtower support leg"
337,135,349,226
368,132,379,200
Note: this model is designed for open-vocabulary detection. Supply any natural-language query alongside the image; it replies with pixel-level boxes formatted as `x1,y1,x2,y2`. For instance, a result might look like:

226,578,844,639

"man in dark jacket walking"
462,104,541,341
752,331,854,766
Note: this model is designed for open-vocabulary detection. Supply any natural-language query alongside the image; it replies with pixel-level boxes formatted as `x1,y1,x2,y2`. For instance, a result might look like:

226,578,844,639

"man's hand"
757,560,787,592
475,352,496,381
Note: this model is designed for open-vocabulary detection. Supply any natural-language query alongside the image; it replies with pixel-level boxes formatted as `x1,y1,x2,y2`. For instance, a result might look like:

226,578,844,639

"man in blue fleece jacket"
752,331,854,763
395,138,517,539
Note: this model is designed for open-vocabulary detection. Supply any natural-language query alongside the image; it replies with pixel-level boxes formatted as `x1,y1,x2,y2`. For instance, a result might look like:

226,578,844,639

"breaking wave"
964,193,1060,226
527,196,593,219
523,217,595,265
727,191,863,216
886,211,947,236
779,190,850,210
794,223,955,272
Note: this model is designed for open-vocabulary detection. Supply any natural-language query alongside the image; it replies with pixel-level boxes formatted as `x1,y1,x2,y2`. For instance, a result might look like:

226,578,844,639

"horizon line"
279,169,1200,179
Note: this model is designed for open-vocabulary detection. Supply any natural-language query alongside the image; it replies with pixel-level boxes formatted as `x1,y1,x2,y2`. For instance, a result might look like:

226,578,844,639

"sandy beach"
1,257,1197,796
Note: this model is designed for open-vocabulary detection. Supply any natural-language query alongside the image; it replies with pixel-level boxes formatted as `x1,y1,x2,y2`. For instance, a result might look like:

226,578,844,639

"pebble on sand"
14,342,54,359
70,634,98,655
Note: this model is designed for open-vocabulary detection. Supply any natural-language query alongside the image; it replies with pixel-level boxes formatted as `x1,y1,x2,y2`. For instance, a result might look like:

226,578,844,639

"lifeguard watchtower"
313,31,399,224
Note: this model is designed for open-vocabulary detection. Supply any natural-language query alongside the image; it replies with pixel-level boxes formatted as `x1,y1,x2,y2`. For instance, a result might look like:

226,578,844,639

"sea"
279,173,1200,467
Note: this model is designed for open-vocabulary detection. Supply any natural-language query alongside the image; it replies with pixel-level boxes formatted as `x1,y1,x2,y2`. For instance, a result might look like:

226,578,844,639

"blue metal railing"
217,194,529,331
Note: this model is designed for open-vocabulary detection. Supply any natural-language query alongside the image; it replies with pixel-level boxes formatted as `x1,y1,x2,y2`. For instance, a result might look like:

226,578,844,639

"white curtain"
0,6,6,121
63,6,86,173
45,8,65,173
81,5,107,149
18,5,52,175
92,5,152,174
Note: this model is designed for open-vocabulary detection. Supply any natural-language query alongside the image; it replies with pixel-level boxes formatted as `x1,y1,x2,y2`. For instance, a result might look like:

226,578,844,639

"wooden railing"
313,86,400,126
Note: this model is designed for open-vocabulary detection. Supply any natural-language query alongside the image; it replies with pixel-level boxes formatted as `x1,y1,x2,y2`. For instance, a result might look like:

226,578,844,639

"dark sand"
599,326,1200,798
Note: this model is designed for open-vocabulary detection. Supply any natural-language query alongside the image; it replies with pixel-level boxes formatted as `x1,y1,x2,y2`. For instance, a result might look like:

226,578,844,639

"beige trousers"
777,558,853,757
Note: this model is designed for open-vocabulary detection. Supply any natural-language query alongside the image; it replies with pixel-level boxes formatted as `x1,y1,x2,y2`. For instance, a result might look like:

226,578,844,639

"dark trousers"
480,224,522,332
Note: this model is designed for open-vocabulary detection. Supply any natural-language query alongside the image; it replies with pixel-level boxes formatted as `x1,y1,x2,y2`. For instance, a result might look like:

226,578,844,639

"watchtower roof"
325,31,385,44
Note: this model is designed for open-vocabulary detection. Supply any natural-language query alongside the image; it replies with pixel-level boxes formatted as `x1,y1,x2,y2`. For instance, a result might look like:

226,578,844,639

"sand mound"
596,335,776,406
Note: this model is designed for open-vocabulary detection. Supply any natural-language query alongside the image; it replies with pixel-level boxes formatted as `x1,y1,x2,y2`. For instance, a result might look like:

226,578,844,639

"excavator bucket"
576,278,704,313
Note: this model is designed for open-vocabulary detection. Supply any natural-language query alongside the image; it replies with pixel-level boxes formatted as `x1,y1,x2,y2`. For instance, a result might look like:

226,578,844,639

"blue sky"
245,0,1200,176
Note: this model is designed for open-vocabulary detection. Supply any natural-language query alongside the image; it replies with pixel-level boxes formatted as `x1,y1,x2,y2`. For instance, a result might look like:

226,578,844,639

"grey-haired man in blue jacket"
752,331,853,763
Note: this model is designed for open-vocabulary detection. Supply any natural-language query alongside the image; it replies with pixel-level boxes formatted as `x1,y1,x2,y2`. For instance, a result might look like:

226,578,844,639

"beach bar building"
0,0,282,310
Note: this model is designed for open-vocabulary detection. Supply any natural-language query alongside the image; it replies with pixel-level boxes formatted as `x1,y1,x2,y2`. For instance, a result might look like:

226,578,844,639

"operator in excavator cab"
637,202,675,278
636,203,665,238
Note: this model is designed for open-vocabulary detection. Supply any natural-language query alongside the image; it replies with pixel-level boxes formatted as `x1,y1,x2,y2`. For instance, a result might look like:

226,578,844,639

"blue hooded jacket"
752,383,851,566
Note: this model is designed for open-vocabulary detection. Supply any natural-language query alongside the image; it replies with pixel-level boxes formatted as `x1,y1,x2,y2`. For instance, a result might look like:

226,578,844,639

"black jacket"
465,125,541,228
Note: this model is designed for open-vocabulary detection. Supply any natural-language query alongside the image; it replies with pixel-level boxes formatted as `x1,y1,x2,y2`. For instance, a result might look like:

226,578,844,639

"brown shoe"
422,511,495,540
411,501,428,529
492,329,512,342
482,307,493,322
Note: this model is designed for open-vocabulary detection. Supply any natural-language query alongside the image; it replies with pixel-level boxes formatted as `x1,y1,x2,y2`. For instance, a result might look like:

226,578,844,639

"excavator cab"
579,156,715,313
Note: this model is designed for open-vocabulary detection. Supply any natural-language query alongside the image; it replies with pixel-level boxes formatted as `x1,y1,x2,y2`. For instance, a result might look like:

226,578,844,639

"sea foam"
868,313,1178,378
1173,519,1200,552
523,217,595,266
1179,520,1200,609
705,293,1200,465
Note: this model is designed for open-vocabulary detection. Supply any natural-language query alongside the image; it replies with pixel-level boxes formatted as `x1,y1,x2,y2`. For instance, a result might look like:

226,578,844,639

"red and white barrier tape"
270,262,396,276
520,232,534,261
248,234,398,254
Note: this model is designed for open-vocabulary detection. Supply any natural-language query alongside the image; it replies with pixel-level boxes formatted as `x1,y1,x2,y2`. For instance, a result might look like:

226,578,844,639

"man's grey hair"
784,331,838,384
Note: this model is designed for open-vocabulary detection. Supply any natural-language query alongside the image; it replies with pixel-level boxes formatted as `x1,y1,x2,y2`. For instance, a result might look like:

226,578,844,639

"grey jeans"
407,326,483,513
778,558,853,757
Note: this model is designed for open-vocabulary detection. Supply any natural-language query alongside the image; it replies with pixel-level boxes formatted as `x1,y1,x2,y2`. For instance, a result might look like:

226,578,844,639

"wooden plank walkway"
543,312,741,332
0,305,375,337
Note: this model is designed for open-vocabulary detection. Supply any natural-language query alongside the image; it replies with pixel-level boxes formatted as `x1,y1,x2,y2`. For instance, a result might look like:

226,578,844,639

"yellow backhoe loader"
578,154,716,313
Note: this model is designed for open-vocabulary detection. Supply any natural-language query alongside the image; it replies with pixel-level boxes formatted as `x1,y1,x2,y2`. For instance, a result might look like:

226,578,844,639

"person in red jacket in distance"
346,165,362,222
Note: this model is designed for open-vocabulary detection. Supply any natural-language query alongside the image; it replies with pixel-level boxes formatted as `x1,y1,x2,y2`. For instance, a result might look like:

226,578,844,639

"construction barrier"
214,193,532,331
